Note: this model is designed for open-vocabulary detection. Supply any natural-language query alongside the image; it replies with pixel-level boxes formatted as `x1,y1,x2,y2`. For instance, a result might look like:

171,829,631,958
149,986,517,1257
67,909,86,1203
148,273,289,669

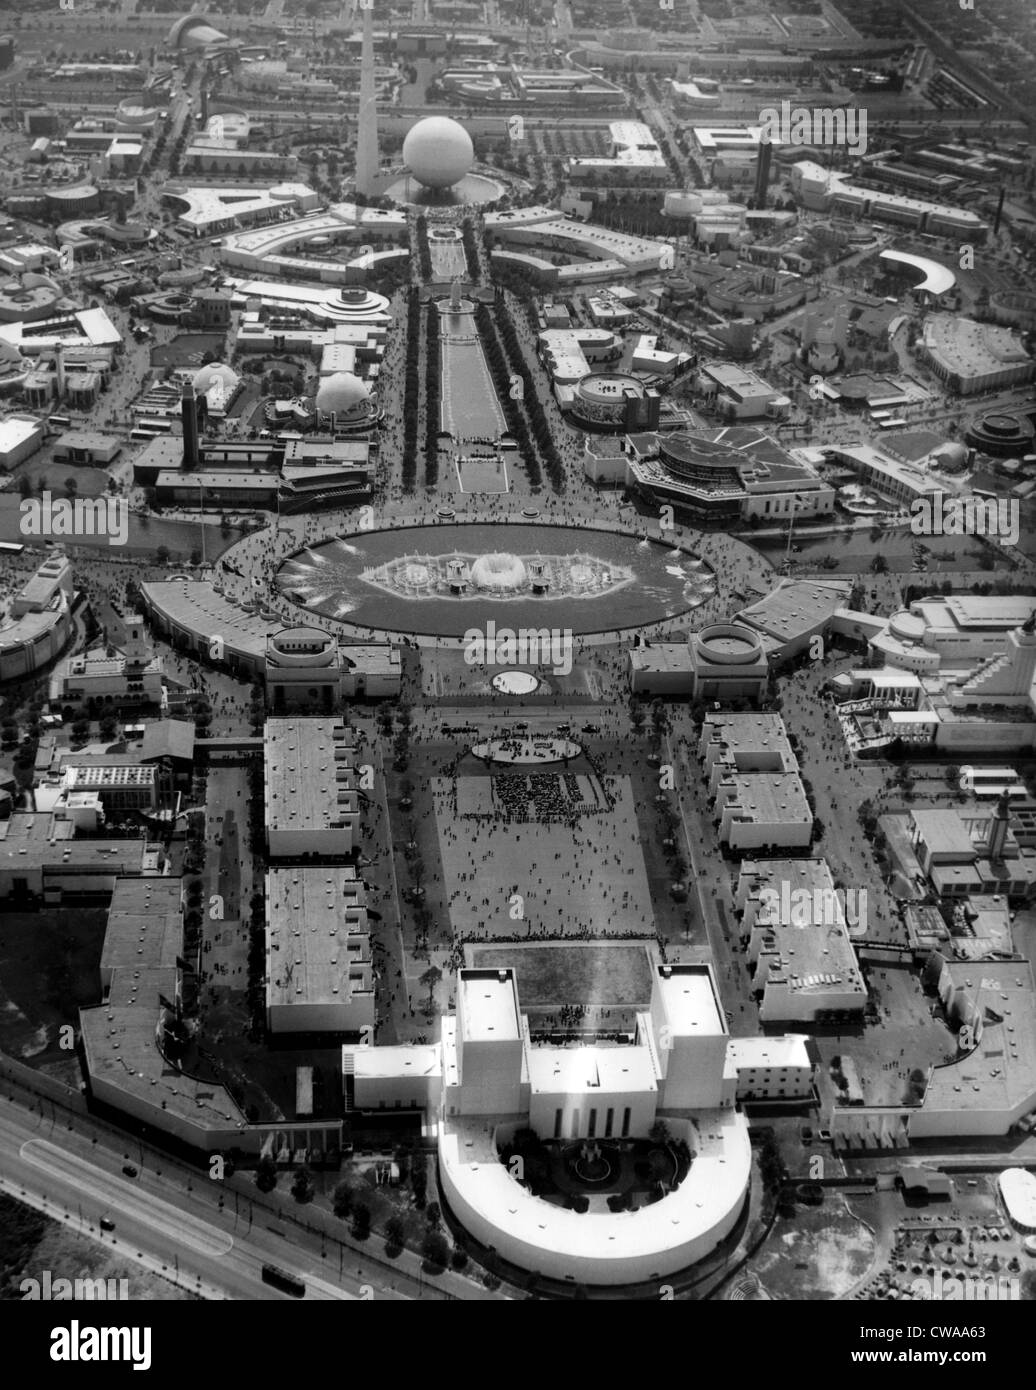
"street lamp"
196,478,206,568
784,492,806,572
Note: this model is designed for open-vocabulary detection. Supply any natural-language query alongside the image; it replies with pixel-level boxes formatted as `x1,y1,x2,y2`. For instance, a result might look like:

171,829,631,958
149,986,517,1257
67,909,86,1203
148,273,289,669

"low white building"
265,865,374,1034
735,858,868,1024
727,1035,815,1101
713,771,813,851
263,717,360,858
49,616,163,709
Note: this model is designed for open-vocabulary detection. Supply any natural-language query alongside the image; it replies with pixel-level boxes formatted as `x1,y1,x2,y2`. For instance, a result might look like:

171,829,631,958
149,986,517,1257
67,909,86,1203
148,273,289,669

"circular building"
46,185,99,216
0,274,62,324
927,441,969,472
0,339,27,394
964,409,1035,459
569,372,659,434
116,96,163,132
313,371,376,428
687,623,768,702
193,362,239,395
168,14,229,49
402,116,475,190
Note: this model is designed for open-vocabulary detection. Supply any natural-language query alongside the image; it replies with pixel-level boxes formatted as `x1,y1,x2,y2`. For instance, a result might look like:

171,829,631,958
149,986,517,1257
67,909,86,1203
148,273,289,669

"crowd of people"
493,771,593,824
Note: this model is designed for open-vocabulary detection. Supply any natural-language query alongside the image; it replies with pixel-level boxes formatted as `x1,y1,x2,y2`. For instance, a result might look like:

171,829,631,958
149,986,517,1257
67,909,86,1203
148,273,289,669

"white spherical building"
314,371,374,424
193,362,239,395
402,116,475,190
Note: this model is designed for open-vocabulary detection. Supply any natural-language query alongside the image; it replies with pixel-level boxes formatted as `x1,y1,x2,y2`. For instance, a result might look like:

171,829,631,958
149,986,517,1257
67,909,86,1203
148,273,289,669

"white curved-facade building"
0,551,73,683
218,203,407,283
999,1168,1036,1232
351,960,756,1287
440,1109,750,1284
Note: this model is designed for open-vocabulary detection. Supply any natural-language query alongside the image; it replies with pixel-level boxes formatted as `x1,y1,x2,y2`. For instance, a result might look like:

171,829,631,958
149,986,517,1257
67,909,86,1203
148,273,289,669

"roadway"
0,1074,497,1300
665,725,759,1036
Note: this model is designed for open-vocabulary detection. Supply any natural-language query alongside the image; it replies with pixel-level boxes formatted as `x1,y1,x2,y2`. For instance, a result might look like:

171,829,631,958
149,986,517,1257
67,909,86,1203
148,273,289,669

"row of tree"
401,287,421,492
492,289,567,493
414,214,433,282
424,303,441,488
474,301,543,489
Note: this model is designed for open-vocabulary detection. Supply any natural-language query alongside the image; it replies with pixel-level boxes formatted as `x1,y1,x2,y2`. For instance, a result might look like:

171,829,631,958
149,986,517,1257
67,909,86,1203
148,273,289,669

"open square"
433,773,655,938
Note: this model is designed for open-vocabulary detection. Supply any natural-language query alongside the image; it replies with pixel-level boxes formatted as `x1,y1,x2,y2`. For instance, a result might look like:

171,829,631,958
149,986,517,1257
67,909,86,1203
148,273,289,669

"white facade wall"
733,1064,813,1101
529,1084,656,1142
268,993,374,1036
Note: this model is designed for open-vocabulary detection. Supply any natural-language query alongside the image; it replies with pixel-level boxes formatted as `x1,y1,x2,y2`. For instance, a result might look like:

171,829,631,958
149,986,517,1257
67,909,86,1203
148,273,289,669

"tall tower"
54,342,66,401
354,4,380,198
181,379,200,470
122,614,152,673
988,790,1011,863
754,139,773,210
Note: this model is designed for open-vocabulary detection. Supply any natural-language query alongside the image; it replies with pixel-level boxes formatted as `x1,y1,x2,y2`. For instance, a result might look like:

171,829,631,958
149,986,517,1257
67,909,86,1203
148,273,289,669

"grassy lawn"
0,1195,195,1300
467,943,654,1006
748,1198,875,1300
14,456,113,499
151,333,227,368
754,527,1022,576
0,908,107,1066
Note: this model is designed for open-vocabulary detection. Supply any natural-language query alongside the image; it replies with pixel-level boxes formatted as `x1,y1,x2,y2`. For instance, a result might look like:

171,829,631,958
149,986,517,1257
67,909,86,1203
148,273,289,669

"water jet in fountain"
470,552,528,592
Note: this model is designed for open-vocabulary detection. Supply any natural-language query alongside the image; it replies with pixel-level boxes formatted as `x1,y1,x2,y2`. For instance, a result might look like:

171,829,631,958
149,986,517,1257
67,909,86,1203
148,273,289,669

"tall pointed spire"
354,4,380,198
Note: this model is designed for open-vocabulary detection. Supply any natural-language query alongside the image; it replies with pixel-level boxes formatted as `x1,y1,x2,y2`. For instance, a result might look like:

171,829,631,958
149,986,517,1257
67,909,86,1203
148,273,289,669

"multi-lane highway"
0,1076,498,1301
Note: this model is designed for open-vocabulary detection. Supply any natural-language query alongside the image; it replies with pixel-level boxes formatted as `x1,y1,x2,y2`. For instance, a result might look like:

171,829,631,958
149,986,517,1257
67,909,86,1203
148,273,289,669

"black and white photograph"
0,0,1033,1362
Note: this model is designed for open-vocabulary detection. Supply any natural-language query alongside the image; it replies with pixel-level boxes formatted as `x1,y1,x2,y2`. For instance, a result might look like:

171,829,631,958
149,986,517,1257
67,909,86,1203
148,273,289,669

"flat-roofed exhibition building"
263,717,359,858
265,865,374,1034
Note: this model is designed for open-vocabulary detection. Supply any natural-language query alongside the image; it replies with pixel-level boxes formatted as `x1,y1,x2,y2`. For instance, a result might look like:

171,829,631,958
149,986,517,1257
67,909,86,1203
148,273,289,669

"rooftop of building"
655,963,725,1038
80,1004,247,1132
700,710,792,755
739,859,866,997
351,1043,441,1082
140,579,275,664
736,577,852,643
717,771,812,825
921,961,1036,1117
0,813,149,873
526,1042,658,1096
140,720,195,763
65,764,156,790
628,644,695,673
911,809,982,860
100,876,182,981
263,717,356,835
459,969,521,1043
265,865,370,1011
922,314,1032,375
727,1034,813,1069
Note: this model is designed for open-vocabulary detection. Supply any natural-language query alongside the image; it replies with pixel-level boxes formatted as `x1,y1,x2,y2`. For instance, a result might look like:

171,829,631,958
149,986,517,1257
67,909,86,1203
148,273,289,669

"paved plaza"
433,773,655,939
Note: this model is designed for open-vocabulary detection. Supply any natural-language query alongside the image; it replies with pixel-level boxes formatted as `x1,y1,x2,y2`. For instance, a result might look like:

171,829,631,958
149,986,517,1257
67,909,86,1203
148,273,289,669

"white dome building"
193,362,239,394
314,371,376,428
928,441,969,472
402,116,475,190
